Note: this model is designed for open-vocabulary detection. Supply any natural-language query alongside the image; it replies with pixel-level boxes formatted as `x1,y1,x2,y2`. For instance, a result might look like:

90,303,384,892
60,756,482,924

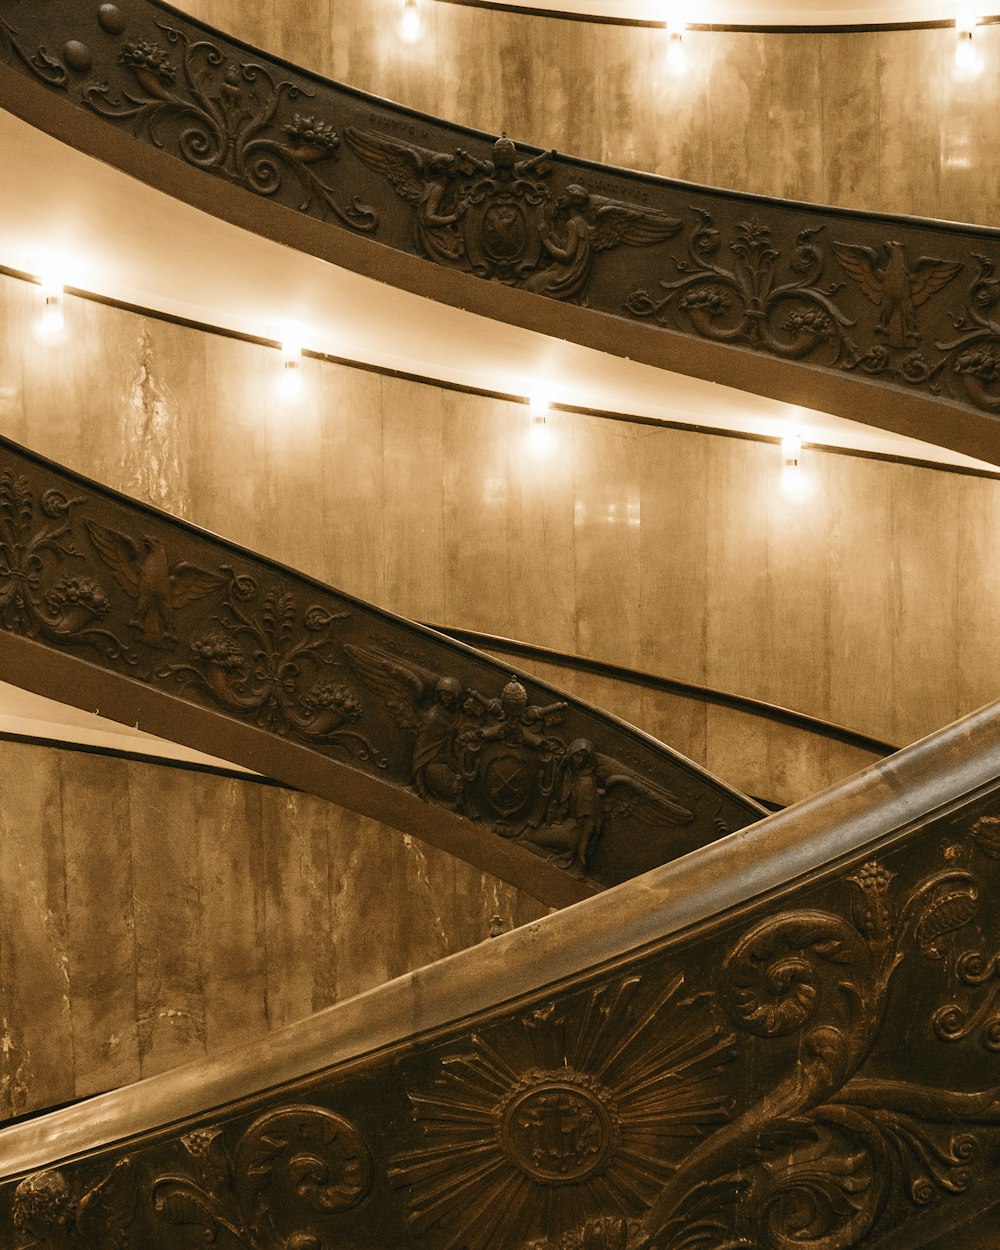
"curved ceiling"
455,0,986,25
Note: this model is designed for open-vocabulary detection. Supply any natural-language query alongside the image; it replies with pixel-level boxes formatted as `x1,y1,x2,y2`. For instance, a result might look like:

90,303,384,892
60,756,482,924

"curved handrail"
2,699,999,1245
3,1,1000,462
0,432,762,908
431,623,899,756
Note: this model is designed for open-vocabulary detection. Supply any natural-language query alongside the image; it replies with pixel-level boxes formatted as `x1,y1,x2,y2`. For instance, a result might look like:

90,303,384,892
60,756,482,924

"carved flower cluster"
192,633,246,670
680,286,730,314
12,1170,76,1232
284,113,340,154
46,576,111,616
955,346,1000,380
522,1216,633,1250
783,308,834,335
119,40,176,84
848,860,895,898
301,681,362,720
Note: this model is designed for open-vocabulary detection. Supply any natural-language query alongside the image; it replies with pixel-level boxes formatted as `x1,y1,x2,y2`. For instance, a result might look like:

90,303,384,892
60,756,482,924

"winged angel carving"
345,644,693,873
345,129,681,298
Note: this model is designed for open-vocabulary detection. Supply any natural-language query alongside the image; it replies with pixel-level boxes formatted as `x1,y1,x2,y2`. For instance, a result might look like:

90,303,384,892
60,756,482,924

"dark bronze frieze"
0,434,762,900
2,756,999,1247
4,0,1000,451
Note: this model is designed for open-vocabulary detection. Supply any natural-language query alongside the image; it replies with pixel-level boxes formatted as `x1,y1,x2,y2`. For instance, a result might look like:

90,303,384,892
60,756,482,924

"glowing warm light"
663,2,687,73
272,328,305,400
780,431,808,498
526,388,553,456
400,0,422,44
37,278,65,336
529,413,552,456
955,11,981,73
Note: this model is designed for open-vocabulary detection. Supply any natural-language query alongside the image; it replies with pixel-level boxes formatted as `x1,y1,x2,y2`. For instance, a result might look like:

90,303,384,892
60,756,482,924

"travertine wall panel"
174,0,1000,225
0,741,546,1120
3,272,1000,753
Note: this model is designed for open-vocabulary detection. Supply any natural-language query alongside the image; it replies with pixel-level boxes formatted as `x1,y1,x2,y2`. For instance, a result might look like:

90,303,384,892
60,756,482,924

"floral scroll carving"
0,443,753,892
151,1107,372,1248
82,23,377,231
630,843,1000,1250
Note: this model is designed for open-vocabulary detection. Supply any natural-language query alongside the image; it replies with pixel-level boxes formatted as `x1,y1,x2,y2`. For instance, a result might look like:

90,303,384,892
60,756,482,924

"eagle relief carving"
85,518,224,648
832,240,962,348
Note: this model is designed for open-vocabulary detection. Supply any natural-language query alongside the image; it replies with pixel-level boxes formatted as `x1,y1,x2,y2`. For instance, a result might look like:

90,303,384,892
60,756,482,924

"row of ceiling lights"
31,278,809,494
33,280,808,486
399,0,987,74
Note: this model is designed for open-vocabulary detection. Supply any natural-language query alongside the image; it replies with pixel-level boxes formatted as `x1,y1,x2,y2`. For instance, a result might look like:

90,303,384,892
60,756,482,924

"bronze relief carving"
5,0,1000,435
82,23,378,231
2,799,1000,1246
345,646,694,874
390,972,736,1248
345,130,682,299
0,438,761,895
151,1107,372,1247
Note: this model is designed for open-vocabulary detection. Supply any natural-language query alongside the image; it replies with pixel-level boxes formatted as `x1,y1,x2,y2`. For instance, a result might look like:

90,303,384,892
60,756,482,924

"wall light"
780,431,808,498
955,10,982,74
271,328,304,400
663,3,688,74
400,0,422,44
527,388,553,456
37,277,65,336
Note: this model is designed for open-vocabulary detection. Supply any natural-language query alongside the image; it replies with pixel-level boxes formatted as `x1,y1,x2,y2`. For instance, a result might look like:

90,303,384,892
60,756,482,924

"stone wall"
0,740,545,1119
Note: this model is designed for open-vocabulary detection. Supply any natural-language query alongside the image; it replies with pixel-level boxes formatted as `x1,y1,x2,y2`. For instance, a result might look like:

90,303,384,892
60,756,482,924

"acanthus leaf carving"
160,582,386,767
151,1106,372,1249
0,18,68,88
624,212,855,362
0,472,138,664
634,852,997,1250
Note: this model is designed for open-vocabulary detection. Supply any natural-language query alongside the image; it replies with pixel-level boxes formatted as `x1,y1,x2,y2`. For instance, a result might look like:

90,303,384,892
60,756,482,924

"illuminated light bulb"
272,330,304,400
780,431,808,498
529,412,552,456
666,31,686,74
663,2,687,74
38,278,65,336
400,0,422,44
527,389,553,456
955,11,981,73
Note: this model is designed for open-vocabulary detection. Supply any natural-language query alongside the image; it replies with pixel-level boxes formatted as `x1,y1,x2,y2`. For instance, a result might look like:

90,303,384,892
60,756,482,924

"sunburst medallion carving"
389,971,736,1247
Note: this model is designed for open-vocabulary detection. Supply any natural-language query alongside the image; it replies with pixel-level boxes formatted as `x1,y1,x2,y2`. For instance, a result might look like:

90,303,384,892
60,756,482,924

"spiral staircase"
1,3,999,1247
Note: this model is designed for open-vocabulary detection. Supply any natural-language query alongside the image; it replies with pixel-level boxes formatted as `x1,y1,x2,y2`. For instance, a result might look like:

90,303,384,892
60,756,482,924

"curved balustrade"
3,1,1000,462
3,698,1000,1247
434,624,897,807
0,433,762,907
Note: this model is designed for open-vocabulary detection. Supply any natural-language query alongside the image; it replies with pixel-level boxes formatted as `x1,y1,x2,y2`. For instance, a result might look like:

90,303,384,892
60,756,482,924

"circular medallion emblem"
497,1072,619,1184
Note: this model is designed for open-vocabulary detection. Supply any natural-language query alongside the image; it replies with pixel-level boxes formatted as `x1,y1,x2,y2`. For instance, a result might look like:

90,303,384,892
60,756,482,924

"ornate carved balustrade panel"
0,433,762,905
3,1,1000,460
3,700,1000,1248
